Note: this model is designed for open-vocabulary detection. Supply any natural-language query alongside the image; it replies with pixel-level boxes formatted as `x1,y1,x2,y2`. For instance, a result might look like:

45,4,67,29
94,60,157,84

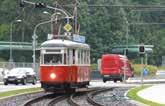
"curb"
124,87,149,106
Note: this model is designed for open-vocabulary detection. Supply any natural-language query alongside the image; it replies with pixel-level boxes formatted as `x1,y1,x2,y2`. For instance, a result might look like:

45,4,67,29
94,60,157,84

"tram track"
47,95,68,106
0,87,138,106
87,88,113,106
22,93,55,106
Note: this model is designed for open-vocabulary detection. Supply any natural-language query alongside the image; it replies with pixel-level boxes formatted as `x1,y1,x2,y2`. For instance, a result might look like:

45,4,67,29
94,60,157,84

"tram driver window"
44,54,62,64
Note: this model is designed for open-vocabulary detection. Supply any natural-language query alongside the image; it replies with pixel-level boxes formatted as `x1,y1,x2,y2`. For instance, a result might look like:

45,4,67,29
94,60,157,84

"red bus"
99,54,134,83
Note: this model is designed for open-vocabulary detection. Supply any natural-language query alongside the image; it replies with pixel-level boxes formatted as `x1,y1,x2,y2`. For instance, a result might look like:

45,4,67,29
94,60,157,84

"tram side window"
82,50,85,64
64,53,66,64
73,49,75,64
44,54,62,64
78,50,81,64
87,50,90,64
81,50,84,64
68,49,73,64
84,50,87,64
40,54,44,64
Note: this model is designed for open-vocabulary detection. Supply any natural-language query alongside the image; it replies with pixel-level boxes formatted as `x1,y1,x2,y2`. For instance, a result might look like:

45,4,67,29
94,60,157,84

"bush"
132,64,158,76
91,64,98,71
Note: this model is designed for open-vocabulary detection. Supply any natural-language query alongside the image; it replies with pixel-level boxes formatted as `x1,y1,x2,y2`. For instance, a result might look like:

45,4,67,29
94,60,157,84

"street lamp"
43,11,62,33
9,19,22,63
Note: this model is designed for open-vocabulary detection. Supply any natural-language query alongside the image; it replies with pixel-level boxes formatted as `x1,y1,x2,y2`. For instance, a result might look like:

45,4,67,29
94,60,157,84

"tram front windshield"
44,54,62,64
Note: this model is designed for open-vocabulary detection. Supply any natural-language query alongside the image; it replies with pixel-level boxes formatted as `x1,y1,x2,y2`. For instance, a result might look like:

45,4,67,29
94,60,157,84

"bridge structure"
0,41,40,50
112,44,154,58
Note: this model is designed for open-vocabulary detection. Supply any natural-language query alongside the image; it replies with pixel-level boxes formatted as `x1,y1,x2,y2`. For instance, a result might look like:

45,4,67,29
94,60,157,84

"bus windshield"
44,54,62,64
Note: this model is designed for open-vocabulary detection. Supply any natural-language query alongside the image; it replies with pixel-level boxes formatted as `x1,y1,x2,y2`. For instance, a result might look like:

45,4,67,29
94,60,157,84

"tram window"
69,50,73,64
83,50,86,64
40,54,44,64
78,50,81,64
73,49,75,64
67,49,70,64
44,54,62,64
81,50,83,64
87,50,90,64
84,50,87,64
64,53,67,64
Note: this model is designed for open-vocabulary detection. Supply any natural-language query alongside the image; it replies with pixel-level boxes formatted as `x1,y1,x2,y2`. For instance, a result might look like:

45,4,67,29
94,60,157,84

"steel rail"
68,93,81,106
22,93,53,106
47,95,68,106
87,88,114,106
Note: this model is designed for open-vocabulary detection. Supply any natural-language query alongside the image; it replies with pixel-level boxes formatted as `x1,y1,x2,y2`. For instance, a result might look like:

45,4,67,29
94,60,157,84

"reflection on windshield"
44,54,62,64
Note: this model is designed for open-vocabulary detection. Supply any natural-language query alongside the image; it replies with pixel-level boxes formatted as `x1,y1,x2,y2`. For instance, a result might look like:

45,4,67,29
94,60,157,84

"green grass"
0,87,43,99
127,86,165,106
157,66,165,70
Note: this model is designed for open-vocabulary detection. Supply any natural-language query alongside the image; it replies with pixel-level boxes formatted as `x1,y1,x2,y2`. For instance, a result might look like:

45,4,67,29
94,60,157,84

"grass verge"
0,87,43,99
127,85,165,106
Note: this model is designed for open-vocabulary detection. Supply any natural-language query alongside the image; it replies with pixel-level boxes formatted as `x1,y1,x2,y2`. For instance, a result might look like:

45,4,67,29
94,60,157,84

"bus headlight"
50,73,56,79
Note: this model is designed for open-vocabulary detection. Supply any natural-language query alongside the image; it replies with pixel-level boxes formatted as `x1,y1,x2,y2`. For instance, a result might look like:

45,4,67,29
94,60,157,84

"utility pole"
139,45,145,86
73,0,78,34
22,7,25,42
141,56,144,86
120,5,129,83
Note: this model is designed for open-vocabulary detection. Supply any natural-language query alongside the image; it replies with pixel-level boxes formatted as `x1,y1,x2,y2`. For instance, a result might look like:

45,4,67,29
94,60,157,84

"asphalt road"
0,78,165,93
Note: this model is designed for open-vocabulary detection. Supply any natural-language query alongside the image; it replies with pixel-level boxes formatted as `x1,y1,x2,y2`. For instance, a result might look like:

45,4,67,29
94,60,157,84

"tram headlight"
50,73,56,79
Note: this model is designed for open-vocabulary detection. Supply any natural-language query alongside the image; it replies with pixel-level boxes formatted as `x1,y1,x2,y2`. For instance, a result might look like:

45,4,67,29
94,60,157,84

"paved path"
138,84,165,104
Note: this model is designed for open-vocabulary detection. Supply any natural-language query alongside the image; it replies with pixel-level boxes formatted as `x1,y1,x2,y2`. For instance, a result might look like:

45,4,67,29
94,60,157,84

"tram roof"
41,39,90,49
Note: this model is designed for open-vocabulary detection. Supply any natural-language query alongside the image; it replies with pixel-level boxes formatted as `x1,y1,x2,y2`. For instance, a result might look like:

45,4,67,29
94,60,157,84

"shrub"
132,64,158,76
91,64,98,71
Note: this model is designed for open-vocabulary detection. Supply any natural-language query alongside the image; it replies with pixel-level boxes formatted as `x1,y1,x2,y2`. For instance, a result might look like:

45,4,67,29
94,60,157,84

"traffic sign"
63,23,72,32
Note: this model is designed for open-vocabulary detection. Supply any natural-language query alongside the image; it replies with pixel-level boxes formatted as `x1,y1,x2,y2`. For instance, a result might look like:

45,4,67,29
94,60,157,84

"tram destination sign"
73,34,86,43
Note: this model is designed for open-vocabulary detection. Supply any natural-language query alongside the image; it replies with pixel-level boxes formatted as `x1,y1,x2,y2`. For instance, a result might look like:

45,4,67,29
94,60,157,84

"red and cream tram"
40,39,90,91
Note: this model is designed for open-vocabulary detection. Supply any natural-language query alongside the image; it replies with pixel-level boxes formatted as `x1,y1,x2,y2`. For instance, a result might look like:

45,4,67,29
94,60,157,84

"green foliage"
132,64,158,76
0,0,164,64
0,24,9,40
91,64,98,71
